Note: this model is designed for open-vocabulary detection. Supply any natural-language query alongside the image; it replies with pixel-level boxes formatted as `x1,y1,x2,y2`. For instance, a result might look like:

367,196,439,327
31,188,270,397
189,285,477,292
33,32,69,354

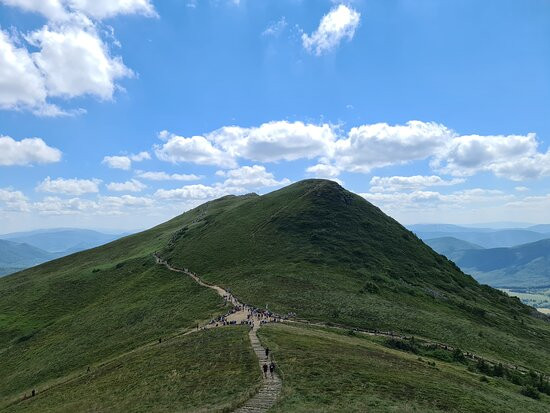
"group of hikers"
262,347,276,379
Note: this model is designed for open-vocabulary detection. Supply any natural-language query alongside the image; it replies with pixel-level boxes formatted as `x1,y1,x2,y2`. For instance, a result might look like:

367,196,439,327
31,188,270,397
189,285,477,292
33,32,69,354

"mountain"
528,224,550,234
0,239,56,276
0,228,127,253
453,239,550,288
411,227,549,248
425,236,484,262
1,180,550,412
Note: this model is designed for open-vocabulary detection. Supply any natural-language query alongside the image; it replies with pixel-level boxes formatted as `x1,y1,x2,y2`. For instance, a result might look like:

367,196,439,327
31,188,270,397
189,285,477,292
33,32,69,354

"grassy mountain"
0,239,56,276
0,228,127,253
1,179,550,411
455,239,550,288
425,236,484,261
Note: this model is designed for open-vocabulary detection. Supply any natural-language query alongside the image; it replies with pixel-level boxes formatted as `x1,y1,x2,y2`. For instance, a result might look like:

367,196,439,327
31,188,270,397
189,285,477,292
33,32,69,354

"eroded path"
154,254,282,412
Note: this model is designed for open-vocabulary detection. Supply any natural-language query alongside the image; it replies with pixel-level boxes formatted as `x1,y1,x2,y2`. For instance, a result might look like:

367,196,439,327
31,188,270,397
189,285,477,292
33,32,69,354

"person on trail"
31,389,36,397
262,363,268,378
158,337,162,344
269,361,275,378
265,347,270,358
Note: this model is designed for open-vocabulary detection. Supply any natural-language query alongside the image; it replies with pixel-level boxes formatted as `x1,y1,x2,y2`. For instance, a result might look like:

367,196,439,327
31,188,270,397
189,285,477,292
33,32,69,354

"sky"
1,0,549,233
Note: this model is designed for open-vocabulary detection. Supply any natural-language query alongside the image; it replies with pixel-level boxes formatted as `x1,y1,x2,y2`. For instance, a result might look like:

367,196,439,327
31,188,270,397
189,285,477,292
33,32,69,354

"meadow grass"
4,327,260,413
258,323,550,412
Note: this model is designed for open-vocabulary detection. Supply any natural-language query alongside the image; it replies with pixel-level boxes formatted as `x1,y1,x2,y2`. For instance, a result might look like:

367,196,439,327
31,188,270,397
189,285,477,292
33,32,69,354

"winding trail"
154,254,282,413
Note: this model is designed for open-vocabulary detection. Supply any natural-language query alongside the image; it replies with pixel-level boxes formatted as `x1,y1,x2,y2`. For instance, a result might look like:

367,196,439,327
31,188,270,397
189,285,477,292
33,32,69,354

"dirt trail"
154,254,282,412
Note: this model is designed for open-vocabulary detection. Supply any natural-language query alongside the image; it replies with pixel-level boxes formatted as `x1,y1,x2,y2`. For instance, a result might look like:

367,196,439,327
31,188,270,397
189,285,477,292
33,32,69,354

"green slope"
161,180,550,370
1,179,550,411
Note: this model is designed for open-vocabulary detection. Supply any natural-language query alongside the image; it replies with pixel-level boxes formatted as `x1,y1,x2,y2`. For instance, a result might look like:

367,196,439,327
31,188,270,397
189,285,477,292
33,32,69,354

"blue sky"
1,0,549,232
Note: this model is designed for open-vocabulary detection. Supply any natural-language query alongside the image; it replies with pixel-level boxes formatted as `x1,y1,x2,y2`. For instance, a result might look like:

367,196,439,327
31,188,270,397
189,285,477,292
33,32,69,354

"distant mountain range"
409,223,550,248
425,236,550,289
0,228,129,277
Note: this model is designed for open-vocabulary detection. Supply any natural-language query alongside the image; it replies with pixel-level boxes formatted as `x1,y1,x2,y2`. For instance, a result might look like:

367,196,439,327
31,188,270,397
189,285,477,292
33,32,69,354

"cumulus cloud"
25,16,134,100
65,0,157,19
36,176,101,195
102,152,149,170
0,0,156,20
0,135,62,166
102,155,132,170
155,130,237,168
306,162,341,179
218,165,291,188
155,165,290,201
369,175,464,193
0,188,29,211
432,133,550,181
33,193,154,215
0,0,67,20
135,170,202,182
0,30,51,113
333,121,454,173
302,4,360,56
106,179,146,192
209,121,336,163
0,0,155,115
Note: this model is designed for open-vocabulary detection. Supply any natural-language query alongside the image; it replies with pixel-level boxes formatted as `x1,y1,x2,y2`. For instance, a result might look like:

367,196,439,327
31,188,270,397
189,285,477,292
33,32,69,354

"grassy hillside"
161,180,550,370
259,323,550,412
2,179,550,411
4,328,259,413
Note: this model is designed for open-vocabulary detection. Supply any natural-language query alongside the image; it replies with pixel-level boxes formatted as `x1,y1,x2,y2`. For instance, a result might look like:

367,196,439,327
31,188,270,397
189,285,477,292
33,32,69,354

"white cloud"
306,162,341,179
36,176,101,195
155,184,236,201
369,175,464,193
136,170,202,181
32,193,154,215
0,0,155,115
0,135,62,166
102,151,150,170
33,195,98,215
262,17,287,37
106,179,146,192
0,188,29,211
0,0,156,20
26,16,133,100
0,0,67,20
302,4,360,56
333,121,453,173
102,155,131,170
220,165,291,188
155,165,290,201
515,186,529,192
432,133,550,181
0,29,50,113
209,121,336,163
155,131,237,168
65,0,157,19
130,151,150,161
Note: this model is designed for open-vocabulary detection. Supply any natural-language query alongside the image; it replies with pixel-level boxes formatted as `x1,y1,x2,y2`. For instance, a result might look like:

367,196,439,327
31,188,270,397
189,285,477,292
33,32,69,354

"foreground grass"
258,323,550,412
5,327,260,413
0,255,227,405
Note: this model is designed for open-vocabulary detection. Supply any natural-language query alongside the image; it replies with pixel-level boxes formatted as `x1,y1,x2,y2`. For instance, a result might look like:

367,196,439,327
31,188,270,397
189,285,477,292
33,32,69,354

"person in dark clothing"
262,363,268,378
269,361,275,378
31,389,36,397
158,337,162,344
265,347,270,357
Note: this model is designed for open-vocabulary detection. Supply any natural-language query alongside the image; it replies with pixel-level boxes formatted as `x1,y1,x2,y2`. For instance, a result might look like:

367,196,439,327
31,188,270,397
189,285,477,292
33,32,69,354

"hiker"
262,363,268,378
31,389,36,397
269,361,276,378
87,366,91,373
265,347,270,358
158,337,162,344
